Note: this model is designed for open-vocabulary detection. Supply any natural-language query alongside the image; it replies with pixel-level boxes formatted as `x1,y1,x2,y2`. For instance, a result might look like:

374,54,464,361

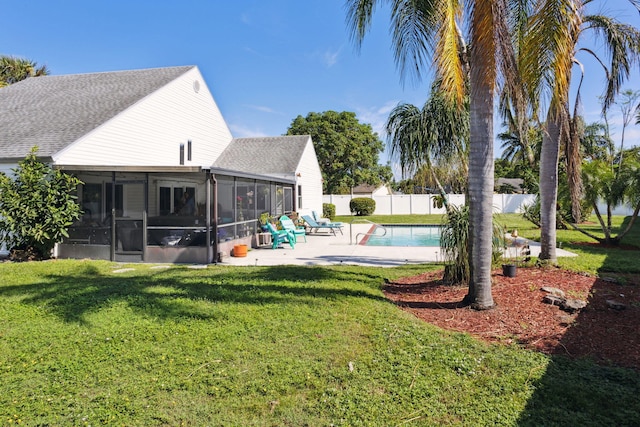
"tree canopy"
0,148,82,260
287,111,392,194
0,55,49,87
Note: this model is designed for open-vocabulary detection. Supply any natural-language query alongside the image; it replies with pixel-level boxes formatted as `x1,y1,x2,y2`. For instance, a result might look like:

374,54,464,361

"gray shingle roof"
0,65,195,159
213,135,311,175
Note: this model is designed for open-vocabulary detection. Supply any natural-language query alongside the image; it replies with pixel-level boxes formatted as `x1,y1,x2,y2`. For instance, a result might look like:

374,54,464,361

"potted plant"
259,212,271,231
502,230,530,278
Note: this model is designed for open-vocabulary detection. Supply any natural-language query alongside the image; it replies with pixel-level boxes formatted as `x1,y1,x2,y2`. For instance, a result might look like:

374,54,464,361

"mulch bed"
384,267,640,370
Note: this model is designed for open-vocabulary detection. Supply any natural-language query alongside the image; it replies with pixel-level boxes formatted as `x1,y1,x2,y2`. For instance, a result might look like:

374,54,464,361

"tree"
386,80,469,205
573,147,640,245
615,89,640,170
346,0,517,309
0,148,82,260
287,111,392,194
523,1,640,262
0,55,49,87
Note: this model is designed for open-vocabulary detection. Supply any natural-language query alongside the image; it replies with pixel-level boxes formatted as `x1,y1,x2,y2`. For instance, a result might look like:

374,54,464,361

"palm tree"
386,81,469,205
523,1,640,262
346,0,517,309
0,55,49,87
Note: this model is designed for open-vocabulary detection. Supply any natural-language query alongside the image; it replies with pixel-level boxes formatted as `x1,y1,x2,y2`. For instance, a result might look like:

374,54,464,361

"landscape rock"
543,295,564,306
541,287,566,298
561,298,587,313
605,299,626,310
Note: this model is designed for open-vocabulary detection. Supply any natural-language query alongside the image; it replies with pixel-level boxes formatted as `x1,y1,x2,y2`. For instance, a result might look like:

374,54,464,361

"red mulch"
384,267,640,370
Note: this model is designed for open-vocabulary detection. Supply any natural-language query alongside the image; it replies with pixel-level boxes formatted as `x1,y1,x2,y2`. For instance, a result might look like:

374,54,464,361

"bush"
322,203,335,220
0,147,82,260
350,197,376,216
440,205,505,285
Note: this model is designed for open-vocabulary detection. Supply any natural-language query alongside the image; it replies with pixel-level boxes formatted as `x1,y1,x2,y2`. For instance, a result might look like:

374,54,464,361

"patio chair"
301,215,344,236
265,222,296,249
279,215,306,242
312,210,330,224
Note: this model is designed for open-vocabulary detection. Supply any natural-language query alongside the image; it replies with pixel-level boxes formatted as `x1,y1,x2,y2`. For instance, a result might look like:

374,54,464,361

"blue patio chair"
279,215,306,242
301,215,344,236
265,222,296,249
312,210,330,224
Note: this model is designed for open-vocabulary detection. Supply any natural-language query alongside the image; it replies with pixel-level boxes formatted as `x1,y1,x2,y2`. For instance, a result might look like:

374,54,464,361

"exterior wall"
295,138,324,215
0,162,17,176
53,67,232,167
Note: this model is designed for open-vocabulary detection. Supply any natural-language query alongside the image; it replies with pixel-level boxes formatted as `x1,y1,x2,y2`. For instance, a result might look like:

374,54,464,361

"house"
496,178,526,194
213,135,324,218
0,66,323,263
351,183,393,196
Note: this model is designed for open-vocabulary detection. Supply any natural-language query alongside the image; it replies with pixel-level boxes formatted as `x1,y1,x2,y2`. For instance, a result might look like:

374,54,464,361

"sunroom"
58,167,295,264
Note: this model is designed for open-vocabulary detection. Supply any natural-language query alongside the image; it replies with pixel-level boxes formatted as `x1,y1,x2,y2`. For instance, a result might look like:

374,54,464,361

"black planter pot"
502,264,517,278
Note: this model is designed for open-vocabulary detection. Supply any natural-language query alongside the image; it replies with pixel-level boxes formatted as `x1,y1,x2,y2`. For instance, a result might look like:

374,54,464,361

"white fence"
324,193,636,216
323,194,537,216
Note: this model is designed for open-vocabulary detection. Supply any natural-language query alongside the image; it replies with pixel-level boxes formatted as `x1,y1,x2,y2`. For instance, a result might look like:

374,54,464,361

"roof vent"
193,80,200,93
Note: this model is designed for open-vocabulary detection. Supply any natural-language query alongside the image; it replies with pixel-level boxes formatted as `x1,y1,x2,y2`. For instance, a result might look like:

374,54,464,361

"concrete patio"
220,223,576,267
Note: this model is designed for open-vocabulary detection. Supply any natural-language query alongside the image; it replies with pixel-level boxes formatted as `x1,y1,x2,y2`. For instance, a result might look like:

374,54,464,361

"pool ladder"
349,218,387,245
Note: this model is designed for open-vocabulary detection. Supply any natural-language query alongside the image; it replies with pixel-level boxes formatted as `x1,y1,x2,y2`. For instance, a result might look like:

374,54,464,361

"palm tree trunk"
465,59,495,310
539,109,561,262
567,104,583,223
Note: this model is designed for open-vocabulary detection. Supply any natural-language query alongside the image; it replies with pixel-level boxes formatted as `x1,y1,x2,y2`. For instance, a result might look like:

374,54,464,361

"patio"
220,223,577,267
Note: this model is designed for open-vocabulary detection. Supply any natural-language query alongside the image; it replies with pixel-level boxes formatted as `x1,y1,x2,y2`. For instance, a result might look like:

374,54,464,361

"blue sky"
2,1,639,178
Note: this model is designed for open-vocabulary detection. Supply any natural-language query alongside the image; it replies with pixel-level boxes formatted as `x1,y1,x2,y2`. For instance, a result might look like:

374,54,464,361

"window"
159,185,196,215
82,183,102,221
297,185,302,209
187,140,192,161
179,143,185,165
284,187,293,213
236,179,254,222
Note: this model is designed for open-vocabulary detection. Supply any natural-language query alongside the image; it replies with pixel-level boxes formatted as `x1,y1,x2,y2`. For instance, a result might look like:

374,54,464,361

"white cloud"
244,104,281,114
355,100,401,137
228,123,269,138
307,46,342,68
323,48,340,68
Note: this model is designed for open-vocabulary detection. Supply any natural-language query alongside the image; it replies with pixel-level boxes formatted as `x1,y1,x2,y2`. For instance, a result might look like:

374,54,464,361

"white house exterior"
212,135,324,216
0,66,324,263
53,67,233,167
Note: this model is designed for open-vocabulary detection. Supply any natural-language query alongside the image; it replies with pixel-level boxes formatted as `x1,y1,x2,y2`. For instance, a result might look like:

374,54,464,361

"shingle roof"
0,65,195,159
213,135,311,175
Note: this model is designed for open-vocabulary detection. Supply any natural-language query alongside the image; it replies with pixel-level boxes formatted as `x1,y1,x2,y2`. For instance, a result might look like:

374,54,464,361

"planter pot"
502,264,517,278
232,244,248,257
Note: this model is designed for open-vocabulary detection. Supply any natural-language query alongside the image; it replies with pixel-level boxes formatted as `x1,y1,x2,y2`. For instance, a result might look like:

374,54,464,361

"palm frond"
584,14,640,110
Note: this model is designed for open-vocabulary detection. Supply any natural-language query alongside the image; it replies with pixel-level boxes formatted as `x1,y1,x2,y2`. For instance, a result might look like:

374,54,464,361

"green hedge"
322,203,336,220
349,197,376,216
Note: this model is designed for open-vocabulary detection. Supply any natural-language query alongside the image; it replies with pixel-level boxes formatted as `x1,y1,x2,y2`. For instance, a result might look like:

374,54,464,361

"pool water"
361,224,442,247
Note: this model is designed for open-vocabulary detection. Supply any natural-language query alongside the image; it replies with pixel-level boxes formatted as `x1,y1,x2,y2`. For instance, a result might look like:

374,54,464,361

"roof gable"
213,135,311,175
0,66,195,159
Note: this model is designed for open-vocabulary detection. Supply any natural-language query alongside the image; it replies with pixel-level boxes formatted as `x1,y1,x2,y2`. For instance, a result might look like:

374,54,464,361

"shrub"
440,204,505,285
0,147,82,260
322,203,336,220
350,197,376,216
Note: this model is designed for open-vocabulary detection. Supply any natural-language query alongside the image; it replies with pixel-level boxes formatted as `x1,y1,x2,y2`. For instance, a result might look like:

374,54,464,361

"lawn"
1,214,639,425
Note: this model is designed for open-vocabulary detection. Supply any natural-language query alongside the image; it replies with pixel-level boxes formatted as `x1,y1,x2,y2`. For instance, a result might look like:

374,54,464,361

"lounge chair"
312,210,330,224
301,215,344,236
265,222,296,249
279,215,306,242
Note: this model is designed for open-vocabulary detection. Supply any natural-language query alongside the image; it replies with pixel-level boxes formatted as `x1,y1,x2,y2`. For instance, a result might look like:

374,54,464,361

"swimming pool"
360,224,442,247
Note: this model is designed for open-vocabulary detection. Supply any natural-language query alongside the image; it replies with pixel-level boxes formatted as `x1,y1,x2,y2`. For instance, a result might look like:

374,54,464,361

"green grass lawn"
1,256,639,425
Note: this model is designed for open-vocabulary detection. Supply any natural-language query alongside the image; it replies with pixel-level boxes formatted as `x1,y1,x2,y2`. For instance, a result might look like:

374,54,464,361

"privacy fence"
323,194,635,217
